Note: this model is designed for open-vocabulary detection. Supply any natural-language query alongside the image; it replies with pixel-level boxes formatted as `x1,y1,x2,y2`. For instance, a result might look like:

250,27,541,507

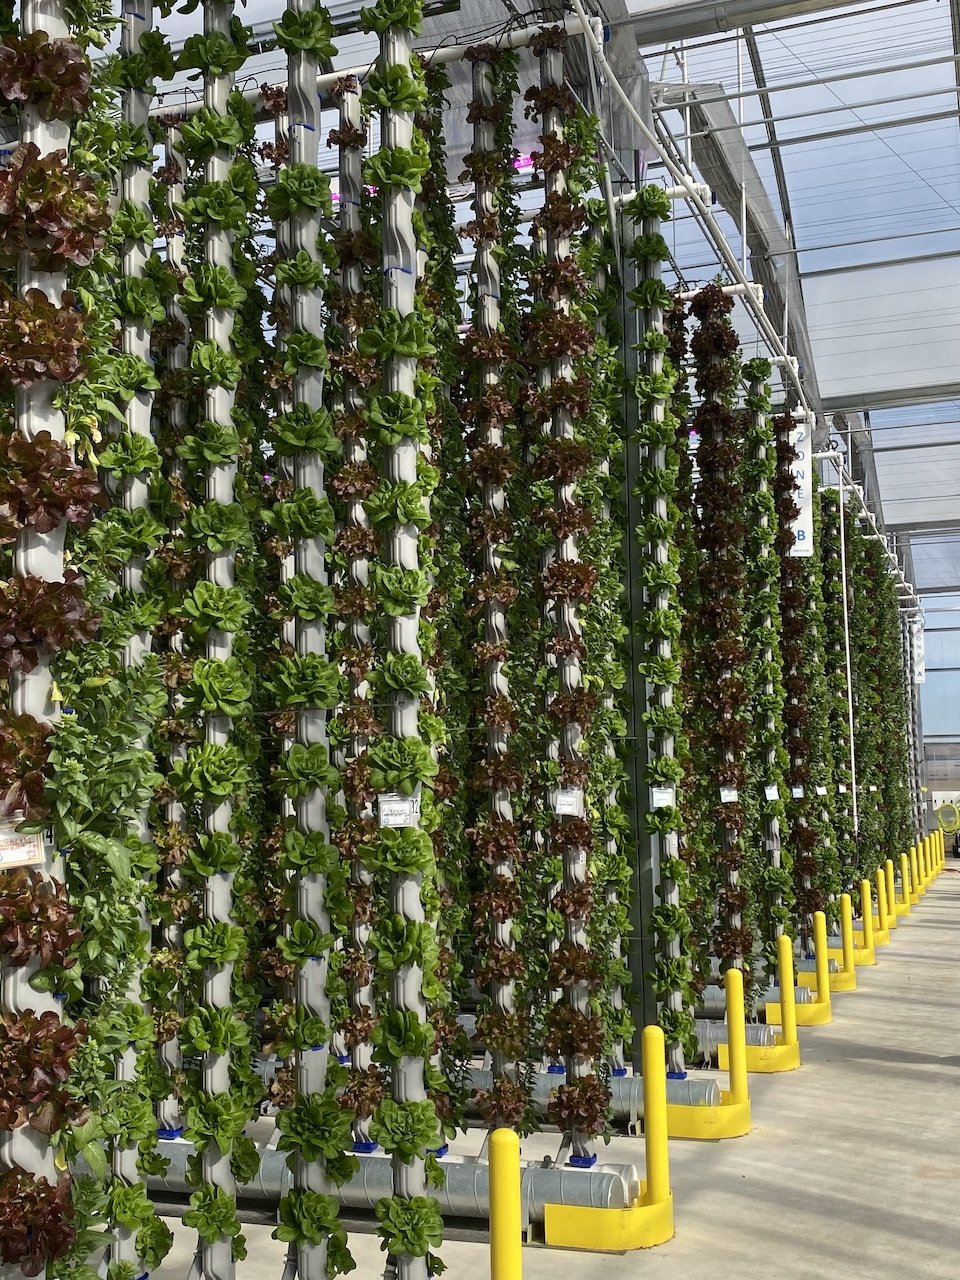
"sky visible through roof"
633,0,960,755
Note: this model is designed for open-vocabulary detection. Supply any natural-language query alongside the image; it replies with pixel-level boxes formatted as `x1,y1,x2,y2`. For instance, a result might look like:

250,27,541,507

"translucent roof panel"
871,402,960,536
631,0,960,735
805,256,960,409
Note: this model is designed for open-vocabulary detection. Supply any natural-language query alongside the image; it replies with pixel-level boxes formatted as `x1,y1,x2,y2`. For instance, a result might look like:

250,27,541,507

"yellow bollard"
838,895,857,989
858,878,877,957
777,933,798,1047
489,1128,523,1280
874,867,891,943
813,911,832,1006
641,1025,670,1207
725,967,749,1107
899,852,912,913
543,1027,675,1247
910,846,921,905
920,837,929,889
884,859,898,928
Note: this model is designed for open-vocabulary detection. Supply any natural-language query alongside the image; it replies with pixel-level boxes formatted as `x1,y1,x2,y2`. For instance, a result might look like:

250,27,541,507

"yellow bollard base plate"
870,924,891,946
828,944,876,967
766,998,832,1026
894,902,911,917
797,969,856,993
543,1187,674,1251
718,1037,800,1073
665,1092,751,1139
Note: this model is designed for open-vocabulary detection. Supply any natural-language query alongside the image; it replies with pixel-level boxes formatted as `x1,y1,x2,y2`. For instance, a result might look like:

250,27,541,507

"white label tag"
378,791,421,829
869,785,878,793
815,785,827,796
555,788,584,817
651,786,675,810
0,823,44,869
787,412,814,558
719,787,738,803
764,785,780,802
838,784,848,793
791,785,805,799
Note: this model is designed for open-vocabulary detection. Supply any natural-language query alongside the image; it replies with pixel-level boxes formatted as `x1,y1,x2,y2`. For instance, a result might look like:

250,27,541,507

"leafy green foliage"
265,164,332,220
367,736,438,795
181,582,250,638
183,922,247,970
97,432,162,481
177,26,250,78
377,653,430,698
358,310,436,363
176,421,241,468
276,920,333,963
374,1195,443,1258
189,340,244,389
362,138,431,193
169,743,251,802
276,1093,353,1165
274,1190,353,1277
361,827,435,876
184,1092,250,1154
272,9,336,57
278,830,339,876
271,575,335,622
182,265,247,310
371,1010,434,1064
274,250,325,288
363,63,427,113
360,0,424,36
187,833,244,878
183,502,251,553
267,404,340,459
273,744,339,798
264,654,341,709
370,1099,440,1163
262,489,334,541
364,392,429,446
182,658,253,718
183,1185,244,1250
180,106,245,160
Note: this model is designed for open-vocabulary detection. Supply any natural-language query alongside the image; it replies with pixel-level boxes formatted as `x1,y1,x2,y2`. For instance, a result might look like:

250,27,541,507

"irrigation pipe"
567,0,812,417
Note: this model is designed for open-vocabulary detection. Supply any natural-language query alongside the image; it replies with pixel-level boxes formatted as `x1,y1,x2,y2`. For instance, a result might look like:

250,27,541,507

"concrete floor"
156,871,960,1280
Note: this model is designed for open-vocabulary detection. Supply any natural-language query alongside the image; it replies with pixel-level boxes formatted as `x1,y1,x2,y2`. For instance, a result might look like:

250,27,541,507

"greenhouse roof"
147,0,960,743
620,0,960,749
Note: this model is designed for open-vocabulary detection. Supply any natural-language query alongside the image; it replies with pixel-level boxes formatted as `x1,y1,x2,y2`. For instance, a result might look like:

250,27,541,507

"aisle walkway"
631,870,960,1279
157,875,960,1280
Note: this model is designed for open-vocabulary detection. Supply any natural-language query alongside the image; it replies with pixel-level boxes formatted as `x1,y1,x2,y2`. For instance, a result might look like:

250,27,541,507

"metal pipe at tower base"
151,1141,643,1224
694,1019,777,1060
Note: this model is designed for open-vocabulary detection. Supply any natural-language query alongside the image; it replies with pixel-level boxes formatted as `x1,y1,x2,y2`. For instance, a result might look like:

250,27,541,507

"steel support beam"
823,384,960,415
612,0,884,44
887,514,960,533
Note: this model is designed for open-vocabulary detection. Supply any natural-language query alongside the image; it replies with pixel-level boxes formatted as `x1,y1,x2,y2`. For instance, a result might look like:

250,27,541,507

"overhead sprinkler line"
151,13,592,114
152,4,812,425
566,0,814,422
